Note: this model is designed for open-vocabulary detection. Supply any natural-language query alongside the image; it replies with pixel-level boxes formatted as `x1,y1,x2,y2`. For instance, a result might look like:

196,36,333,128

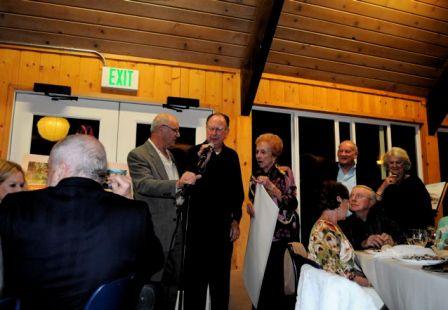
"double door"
9,92,210,165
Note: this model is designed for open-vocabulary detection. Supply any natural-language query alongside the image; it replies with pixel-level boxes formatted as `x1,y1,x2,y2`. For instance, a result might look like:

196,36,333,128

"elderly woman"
375,147,433,230
308,181,369,287
0,160,26,202
247,133,299,310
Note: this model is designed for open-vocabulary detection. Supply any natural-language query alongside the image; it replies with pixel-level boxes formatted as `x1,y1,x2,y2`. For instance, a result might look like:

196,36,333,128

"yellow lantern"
37,116,70,142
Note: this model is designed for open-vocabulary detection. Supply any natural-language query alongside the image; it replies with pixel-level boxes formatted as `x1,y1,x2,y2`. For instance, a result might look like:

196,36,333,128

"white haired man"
340,185,403,250
0,134,164,309
127,113,199,309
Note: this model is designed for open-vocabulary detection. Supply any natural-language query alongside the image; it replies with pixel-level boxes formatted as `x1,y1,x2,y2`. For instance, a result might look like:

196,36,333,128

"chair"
0,296,20,310
284,242,320,296
83,274,139,310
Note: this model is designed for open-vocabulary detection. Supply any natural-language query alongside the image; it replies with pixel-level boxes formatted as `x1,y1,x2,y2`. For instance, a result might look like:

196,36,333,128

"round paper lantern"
37,116,70,142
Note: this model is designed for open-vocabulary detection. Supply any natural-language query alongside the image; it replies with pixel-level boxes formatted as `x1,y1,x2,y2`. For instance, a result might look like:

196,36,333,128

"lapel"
144,140,169,180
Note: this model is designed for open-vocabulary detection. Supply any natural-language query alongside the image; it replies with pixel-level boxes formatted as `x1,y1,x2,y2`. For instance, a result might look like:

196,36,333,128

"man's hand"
230,220,240,242
177,171,201,188
362,234,385,248
109,174,133,199
379,233,394,246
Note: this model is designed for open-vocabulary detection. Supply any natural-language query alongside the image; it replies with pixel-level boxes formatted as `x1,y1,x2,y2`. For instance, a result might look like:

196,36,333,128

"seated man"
341,185,404,250
0,134,164,309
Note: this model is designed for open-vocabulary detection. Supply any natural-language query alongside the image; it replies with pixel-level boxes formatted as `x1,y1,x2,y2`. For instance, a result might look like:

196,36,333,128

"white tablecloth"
357,251,448,310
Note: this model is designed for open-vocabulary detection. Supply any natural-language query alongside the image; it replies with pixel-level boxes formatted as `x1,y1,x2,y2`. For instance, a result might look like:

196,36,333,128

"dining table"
356,251,448,310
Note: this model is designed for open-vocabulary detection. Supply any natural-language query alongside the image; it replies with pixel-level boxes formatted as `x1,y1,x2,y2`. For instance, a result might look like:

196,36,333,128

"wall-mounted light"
37,116,70,142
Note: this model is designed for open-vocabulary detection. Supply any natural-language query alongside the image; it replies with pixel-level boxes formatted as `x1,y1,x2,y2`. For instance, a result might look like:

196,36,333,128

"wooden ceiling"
1,0,447,125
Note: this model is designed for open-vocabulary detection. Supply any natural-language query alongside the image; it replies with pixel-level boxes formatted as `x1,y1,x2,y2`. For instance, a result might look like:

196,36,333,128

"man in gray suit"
127,113,198,309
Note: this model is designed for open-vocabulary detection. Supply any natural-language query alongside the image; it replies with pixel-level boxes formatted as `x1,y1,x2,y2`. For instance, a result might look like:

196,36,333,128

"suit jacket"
0,177,163,310
127,141,179,255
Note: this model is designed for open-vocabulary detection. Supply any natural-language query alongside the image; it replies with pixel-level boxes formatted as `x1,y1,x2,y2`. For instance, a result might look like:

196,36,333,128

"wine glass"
406,229,428,247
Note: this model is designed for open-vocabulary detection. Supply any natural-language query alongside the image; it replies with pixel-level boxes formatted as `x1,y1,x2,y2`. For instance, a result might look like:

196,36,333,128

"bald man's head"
47,135,107,186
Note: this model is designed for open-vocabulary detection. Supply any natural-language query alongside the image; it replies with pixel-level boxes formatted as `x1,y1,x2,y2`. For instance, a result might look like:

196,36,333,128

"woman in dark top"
375,147,433,230
247,133,299,310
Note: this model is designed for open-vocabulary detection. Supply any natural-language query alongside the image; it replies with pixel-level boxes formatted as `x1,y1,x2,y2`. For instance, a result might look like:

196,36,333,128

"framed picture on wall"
426,182,448,211
22,154,49,190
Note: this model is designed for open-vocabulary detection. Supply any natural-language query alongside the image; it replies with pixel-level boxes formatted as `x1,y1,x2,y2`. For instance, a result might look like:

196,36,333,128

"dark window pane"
30,115,100,155
299,117,334,161
298,116,334,246
355,123,383,187
438,131,448,182
252,110,291,169
391,124,417,176
339,122,351,142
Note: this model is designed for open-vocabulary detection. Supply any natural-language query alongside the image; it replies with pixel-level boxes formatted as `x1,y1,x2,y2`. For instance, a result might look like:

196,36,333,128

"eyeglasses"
161,124,180,134
350,193,370,200
207,126,226,133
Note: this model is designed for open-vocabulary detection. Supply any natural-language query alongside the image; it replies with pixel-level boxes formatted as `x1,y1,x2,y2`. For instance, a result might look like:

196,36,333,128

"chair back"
0,296,20,310
284,242,320,296
83,274,139,310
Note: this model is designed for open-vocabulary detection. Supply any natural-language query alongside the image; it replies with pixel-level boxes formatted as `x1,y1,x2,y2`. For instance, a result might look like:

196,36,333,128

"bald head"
337,140,358,168
150,113,180,150
151,113,179,133
47,135,107,186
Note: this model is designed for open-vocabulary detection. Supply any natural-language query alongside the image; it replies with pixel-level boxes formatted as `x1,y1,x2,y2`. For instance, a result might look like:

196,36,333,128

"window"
252,106,422,242
251,110,292,170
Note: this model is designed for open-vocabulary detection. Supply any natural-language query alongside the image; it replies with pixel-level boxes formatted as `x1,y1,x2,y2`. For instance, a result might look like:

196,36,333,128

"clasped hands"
362,233,394,249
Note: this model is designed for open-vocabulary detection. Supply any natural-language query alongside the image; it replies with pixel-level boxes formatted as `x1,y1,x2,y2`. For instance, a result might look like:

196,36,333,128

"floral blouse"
249,164,299,242
308,219,358,280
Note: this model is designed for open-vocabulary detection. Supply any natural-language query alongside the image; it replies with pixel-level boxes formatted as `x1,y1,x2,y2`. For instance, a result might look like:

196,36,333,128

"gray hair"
49,134,107,182
150,113,176,133
352,185,377,204
382,147,411,171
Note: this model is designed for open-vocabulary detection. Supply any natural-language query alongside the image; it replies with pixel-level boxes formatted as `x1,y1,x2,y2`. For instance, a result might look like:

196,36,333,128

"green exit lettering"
109,68,134,87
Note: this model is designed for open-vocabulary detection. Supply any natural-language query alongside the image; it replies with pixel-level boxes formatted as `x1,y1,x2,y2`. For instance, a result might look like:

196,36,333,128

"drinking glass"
406,229,428,247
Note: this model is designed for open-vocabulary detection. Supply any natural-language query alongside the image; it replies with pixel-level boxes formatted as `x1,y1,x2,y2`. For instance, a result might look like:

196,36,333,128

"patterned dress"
248,164,299,309
308,219,358,280
249,164,299,242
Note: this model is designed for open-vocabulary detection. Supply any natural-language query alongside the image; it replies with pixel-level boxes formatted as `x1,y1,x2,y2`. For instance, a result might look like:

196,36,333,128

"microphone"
201,143,214,154
197,143,214,173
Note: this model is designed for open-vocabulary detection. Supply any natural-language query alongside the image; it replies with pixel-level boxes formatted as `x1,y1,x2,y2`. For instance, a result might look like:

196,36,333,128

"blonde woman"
0,160,26,202
375,147,433,230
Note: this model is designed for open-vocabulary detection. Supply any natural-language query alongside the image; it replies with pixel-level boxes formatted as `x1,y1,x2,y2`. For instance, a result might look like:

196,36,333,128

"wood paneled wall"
0,44,251,269
0,45,442,269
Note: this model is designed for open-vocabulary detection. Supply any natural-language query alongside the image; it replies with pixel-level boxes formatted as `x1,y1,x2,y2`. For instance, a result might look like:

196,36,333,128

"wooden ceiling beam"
427,61,448,135
241,0,284,116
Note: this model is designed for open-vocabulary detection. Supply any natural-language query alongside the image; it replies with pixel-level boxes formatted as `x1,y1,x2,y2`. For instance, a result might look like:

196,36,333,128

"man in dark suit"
127,113,198,309
0,134,164,310
184,113,244,310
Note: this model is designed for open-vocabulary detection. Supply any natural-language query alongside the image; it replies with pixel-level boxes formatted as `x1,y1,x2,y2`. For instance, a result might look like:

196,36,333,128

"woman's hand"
254,176,281,200
376,174,398,199
353,275,370,287
246,201,255,218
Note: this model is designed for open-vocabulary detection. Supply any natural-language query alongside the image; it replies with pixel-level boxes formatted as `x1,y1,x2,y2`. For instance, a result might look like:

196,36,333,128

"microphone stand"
176,147,212,310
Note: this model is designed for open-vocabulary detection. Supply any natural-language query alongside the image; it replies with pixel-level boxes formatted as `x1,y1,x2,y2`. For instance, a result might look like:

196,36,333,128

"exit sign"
101,67,139,91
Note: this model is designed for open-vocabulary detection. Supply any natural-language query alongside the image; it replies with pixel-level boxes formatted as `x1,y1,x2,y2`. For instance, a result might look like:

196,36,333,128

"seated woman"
308,181,369,287
247,133,299,310
0,160,26,202
375,147,433,230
